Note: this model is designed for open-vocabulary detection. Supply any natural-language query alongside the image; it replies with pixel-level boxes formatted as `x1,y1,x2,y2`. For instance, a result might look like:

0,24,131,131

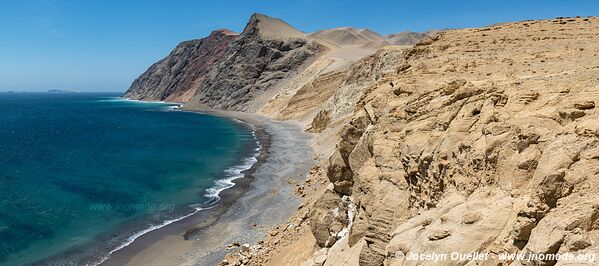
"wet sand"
102,111,314,266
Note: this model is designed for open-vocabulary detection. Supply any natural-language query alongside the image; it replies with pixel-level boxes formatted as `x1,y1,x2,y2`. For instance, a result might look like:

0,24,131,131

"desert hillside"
124,12,599,266
310,27,390,48
310,27,428,48
125,14,427,111
222,16,599,266
385,31,430,45
187,14,326,111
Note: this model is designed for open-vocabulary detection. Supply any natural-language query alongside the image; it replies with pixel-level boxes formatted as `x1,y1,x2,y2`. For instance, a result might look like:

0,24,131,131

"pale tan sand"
310,27,389,47
252,13,306,39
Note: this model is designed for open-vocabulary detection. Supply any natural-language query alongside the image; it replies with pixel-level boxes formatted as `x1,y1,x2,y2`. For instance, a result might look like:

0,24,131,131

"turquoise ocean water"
0,92,258,265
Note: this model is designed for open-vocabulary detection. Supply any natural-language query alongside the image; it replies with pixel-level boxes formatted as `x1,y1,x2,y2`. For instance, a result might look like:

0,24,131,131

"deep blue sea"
0,92,258,265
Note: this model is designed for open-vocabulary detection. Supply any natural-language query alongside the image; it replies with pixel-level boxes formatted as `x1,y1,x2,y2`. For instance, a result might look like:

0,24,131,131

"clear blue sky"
1,0,597,92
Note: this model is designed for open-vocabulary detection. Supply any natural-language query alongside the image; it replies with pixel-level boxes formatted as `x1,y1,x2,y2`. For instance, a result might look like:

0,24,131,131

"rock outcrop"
327,46,408,120
303,16,599,266
188,14,326,111
125,16,425,112
124,29,237,102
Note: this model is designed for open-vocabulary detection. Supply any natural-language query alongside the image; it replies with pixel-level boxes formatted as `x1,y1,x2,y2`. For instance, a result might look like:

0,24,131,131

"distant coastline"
47,89,81,93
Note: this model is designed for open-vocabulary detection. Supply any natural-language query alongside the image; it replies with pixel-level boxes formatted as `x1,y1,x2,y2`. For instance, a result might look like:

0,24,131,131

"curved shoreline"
101,110,314,265
90,111,270,266
27,102,272,266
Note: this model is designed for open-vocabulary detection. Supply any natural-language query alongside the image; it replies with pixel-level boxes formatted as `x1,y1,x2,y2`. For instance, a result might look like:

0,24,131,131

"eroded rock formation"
304,16,599,266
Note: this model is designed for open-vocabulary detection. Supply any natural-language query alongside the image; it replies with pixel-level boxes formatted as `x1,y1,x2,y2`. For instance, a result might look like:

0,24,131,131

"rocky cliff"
187,14,326,111
220,16,599,266
124,29,237,102
124,15,425,108
306,16,599,266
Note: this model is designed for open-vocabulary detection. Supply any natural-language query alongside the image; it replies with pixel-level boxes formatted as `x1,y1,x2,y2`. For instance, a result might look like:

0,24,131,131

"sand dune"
359,39,392,49
309,27,388,47
310,27,428,49
251,13,306,39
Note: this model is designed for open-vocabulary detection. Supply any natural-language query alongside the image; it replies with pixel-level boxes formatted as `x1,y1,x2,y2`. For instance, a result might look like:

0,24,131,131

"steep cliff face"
124,29,237,102
188,14,326,111
304,17,599,266
326,46,408,120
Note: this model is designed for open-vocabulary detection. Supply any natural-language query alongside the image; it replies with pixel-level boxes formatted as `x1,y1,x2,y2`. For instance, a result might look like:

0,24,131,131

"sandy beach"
102,111,314,266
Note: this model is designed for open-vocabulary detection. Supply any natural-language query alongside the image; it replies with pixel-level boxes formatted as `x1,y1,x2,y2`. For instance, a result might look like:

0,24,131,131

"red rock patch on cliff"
124,29,237,103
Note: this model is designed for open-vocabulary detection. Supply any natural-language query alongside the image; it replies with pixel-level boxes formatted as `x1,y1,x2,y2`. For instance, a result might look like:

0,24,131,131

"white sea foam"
96,97,181,105
162,105,182,111
204,127,261,204
97,97,181,112
91,205,211,266
203,155,259,203
95,97,159,103
93,125,262,266
118,98,169,104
